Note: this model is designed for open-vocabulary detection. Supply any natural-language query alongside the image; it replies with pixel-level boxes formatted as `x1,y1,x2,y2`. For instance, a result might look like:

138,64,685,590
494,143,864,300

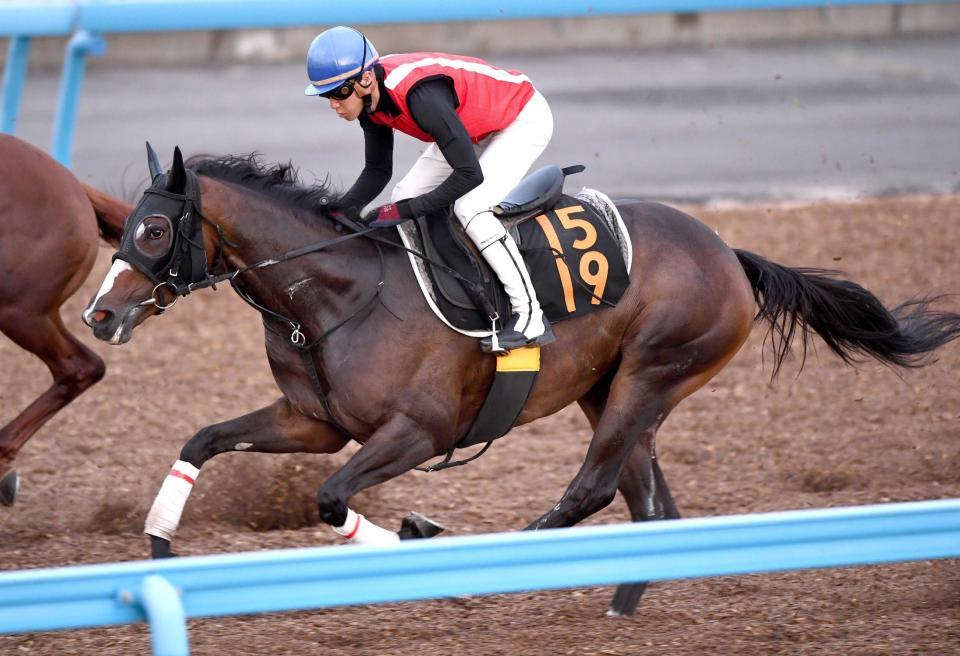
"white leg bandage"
144,460,199,542
332,508,400,546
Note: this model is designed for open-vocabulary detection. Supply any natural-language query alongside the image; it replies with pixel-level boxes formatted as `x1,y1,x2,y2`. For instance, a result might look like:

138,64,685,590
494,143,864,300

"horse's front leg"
315,413,443,545
146,398,349,558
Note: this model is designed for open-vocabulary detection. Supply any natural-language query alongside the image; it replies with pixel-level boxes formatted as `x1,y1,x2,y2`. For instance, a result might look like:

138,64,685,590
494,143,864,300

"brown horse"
84,146,960,615
0,134,132,507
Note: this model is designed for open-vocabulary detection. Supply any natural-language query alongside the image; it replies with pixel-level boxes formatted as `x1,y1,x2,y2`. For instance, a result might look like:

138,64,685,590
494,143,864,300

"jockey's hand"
363,200,413,228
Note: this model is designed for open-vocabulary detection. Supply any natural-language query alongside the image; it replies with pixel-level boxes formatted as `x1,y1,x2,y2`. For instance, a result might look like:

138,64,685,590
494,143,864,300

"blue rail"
2,499,959,655
2,0,958,36
2,0,958,165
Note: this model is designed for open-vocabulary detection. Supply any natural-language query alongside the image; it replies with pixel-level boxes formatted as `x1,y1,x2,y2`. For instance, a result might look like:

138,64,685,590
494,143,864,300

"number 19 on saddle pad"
517,195,631,321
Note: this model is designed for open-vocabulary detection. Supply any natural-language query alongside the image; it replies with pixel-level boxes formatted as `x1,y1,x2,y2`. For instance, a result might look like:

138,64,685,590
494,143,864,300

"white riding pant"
391,90,553,246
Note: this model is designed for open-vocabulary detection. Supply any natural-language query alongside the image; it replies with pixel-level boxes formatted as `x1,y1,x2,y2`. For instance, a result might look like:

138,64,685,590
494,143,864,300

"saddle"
396,165,633,335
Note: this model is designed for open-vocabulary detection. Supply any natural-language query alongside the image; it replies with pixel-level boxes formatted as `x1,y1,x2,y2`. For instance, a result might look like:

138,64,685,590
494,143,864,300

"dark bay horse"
0,134,132,507
83,146,960,615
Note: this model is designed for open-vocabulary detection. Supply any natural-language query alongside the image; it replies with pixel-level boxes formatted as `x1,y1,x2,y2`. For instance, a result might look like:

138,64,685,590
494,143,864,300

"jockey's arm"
338,115,394,211
400,79,483,219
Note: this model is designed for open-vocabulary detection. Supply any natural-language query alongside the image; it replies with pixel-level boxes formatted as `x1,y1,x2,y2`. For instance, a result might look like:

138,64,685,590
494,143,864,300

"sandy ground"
1,195,958,655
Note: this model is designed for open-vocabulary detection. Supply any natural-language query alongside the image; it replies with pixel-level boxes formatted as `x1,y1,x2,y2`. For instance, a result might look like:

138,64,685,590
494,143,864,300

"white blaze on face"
83,259,133,323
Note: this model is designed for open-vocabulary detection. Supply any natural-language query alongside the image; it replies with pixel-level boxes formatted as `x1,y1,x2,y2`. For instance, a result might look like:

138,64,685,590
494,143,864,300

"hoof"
149,535,178,559
0,469,20,507
609,581,649,616
398,512,445,540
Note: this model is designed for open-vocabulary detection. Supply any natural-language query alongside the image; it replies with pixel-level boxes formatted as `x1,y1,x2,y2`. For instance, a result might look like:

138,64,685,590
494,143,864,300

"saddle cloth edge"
398,187,632,338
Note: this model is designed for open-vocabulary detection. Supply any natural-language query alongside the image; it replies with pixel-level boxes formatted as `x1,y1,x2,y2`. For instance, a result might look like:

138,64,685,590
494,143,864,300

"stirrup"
480,318,555,354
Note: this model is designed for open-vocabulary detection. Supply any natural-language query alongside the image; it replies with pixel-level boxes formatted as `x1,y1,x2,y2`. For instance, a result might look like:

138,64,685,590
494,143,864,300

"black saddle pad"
517,194,631,321
411,194,630,332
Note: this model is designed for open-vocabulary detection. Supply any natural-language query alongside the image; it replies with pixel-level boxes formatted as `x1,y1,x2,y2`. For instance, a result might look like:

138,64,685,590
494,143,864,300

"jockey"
305,26,555,352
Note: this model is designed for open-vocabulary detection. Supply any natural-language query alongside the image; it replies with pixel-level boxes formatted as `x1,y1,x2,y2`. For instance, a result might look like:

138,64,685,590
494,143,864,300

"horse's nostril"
92,310,110,324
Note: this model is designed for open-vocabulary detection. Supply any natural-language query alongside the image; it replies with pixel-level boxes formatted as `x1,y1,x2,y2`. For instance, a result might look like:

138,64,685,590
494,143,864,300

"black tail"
734,249,960,377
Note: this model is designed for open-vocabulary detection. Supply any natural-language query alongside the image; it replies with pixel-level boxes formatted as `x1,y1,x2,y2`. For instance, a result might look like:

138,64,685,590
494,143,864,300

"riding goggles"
320,78,360,100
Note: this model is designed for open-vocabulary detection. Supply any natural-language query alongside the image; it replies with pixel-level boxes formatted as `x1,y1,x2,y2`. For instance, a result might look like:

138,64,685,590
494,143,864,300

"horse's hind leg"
529,361,675,532
0,311,105,506
609,443,680,616
529,291,748,536
577,376,681,616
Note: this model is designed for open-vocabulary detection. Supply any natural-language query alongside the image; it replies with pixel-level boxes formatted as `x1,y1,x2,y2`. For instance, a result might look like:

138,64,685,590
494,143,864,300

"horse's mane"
185,153,340,217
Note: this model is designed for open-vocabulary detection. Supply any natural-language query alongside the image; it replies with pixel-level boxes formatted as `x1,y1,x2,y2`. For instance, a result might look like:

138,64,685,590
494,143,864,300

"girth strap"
416,346,541,472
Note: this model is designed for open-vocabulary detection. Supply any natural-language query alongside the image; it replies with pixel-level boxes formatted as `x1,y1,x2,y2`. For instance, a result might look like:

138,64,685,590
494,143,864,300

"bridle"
114,169,212,314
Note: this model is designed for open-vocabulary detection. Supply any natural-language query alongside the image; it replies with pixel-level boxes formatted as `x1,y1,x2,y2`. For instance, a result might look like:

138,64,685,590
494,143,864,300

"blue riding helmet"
304,26,379,97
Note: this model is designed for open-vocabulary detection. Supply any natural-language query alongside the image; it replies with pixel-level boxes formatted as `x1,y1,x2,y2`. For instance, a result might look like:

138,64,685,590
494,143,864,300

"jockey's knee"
457,206,506,249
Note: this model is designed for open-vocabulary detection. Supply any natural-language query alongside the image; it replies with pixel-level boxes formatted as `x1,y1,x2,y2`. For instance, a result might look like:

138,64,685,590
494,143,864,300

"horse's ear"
145,141,163,181
166,146,186,193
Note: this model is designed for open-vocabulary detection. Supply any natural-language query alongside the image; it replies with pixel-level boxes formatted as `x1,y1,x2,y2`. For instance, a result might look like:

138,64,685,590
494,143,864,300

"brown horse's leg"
608,441,681,616
528,364,674,532
0,311,105,506
577,371,681,616
144,398,350,558
526,295,737,532
315,414,440,534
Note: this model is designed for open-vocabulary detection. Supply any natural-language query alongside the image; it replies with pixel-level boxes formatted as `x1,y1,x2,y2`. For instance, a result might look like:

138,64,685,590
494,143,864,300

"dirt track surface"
2,195,959,655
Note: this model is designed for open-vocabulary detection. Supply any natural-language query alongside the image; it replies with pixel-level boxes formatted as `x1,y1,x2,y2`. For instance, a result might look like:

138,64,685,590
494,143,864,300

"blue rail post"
52,29,106,167
1,36,32,134
139,575,190,656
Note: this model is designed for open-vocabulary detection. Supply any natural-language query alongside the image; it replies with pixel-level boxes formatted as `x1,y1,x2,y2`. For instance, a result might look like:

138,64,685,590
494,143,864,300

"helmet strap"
357,70,375,114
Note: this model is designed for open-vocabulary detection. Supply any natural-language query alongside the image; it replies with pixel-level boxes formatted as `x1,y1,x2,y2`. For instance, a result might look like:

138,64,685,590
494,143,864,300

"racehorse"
83,145,960,616
0,134,132,507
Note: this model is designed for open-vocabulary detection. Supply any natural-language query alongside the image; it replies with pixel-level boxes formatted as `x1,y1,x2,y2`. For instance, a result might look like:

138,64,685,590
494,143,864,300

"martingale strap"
417,346,541,472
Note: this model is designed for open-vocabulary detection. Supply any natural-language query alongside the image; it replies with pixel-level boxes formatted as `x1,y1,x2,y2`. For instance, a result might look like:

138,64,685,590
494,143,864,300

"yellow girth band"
496,346,541,372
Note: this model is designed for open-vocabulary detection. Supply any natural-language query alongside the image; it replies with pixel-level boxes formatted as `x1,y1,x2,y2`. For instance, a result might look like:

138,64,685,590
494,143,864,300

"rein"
175,220,379,295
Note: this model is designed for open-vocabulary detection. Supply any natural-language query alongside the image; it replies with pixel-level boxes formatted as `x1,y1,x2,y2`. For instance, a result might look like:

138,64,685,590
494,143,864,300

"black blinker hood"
114,168,207,295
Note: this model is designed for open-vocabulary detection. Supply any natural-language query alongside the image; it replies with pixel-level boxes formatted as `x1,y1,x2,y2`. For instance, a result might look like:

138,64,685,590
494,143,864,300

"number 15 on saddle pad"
517,195,631,321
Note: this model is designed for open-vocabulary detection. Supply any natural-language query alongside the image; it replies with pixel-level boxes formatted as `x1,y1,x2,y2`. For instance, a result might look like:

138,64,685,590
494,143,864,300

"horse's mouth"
107,318,133,345
89,303,150,345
